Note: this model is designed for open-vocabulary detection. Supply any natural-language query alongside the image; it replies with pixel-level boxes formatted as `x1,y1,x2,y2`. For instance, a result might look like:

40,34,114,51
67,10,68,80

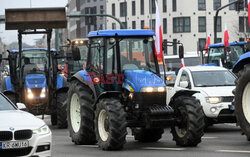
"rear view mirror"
180,81,189,88
179,45,184,59
16,103,26,111
72,46,81,61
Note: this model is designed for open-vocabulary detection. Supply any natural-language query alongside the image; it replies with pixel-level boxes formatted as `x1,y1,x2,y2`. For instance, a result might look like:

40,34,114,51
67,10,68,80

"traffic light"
236,0,244,11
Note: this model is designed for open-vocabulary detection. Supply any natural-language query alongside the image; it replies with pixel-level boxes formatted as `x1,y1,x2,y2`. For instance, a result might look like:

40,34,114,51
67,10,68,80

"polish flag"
248,0,250,28
154,0,163,63
224,24,229,52
181,58,185,68
204,33,211,54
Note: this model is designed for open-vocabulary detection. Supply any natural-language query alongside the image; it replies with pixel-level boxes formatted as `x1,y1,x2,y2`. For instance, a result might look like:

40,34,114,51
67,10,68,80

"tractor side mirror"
180,81,189,88
72,46,81,61
179,45,184,59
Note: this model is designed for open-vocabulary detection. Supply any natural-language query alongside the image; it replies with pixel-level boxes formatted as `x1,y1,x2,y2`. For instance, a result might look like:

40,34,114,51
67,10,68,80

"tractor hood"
25,74,47,88
123,70,165,92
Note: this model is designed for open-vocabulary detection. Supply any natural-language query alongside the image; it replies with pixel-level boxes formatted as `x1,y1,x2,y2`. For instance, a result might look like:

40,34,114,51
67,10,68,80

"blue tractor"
67,30,205,150
205,42,245,69
0,8,69,128
232,41,250,141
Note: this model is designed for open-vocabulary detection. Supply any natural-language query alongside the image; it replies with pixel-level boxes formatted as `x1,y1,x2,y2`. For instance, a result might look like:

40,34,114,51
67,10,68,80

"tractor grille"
14,130,32,140
222,96,234,102
27,78,44,84
0,131,13,141
31,88,42,97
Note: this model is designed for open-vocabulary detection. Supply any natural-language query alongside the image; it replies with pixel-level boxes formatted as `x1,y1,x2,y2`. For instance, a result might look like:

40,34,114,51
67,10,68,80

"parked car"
0,93,51,156
166,66,236,128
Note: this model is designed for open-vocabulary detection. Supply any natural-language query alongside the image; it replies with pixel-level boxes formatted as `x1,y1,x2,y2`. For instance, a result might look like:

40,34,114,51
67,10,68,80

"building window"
198,0,206,11
132,1,136,16
163,18,167,34
173,17,191,33
239,38,245,42
198,38,206,51
246,17,250,32
229,0,236,10
163,0,167,12
214,0,221,10
198,17,206,32
120,2,127,17
141,20,145,29
112,3,115,16
215,38,222,43
149,0,156,14
141,0,144,15
132,21,136,29
100,5,104,14
151,19,156,31
122,22,127,29
173,39,177,55
239,16,244,32
214,16,221,32
172,0,177,12
112,23,116,30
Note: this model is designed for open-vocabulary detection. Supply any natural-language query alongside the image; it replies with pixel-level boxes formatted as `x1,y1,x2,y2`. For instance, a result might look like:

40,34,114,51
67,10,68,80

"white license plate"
0,141,29,149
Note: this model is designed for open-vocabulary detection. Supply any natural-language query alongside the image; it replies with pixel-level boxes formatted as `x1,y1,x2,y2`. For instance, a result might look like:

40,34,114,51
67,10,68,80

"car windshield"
0,94,16,111
118,37,157,73
192,70,236,87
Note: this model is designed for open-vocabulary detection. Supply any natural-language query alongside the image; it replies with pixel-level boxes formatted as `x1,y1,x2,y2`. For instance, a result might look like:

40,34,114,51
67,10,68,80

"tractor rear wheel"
67,80,96,145
133,128,164,142
56,92,68,129
171,96,204,146
234,65,250,141
5,93,17,105
95,98,127,150
50,99,57,126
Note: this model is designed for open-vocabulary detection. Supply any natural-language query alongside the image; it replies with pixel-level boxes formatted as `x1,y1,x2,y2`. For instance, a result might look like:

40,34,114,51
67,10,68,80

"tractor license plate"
0,141,29,149
229,105,235,111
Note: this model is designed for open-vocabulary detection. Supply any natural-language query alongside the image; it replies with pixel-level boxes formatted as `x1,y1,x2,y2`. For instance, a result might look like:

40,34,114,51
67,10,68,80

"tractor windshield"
21,50,48,76
118,37,157,73
72,45,88,73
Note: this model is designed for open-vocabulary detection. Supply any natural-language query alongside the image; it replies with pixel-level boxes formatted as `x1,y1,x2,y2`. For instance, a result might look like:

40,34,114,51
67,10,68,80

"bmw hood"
123,70,165,92
196,86,235,97
0,110,45,130
25,74,47,88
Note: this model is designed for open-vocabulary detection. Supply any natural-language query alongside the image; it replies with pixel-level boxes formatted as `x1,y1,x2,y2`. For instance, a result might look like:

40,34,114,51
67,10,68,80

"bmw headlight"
140,87,166,92
33,125,50,135
206,97,222,104
40,87,46,98
27,88,34,99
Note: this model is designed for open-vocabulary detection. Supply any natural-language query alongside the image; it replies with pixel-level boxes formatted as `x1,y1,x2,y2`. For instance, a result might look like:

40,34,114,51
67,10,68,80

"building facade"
106,0,249,54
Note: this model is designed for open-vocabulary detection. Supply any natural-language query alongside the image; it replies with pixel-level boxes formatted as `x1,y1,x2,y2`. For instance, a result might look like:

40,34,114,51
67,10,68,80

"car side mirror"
72,46,81,61
16,103,26,111
179,45,184,59
180,81,189,88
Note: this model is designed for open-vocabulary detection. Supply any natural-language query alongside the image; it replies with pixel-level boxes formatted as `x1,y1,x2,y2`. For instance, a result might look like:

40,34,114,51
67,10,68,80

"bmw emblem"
9,127,14,131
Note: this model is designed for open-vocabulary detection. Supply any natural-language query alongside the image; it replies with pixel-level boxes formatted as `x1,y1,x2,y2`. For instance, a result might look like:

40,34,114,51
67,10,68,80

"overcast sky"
0,0,68,45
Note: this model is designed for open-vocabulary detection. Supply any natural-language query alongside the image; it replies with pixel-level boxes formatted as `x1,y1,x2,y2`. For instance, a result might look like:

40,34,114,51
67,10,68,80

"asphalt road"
43,116,250,157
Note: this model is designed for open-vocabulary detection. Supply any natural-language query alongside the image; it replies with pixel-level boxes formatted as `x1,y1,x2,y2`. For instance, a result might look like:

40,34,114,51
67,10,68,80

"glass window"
214,0,221,10
107,40,117,74
246,17,250,32
198,17,206,32
239,17,244,32
172,0,177,12
198,38,206,51
132,1,136,16
149,0,156,14
0,94,16,111
112,3,115,16
120,2,127,17
141,0,144,15
173,17,191,33
89,38,104,73
214,16,221,32
112,23,116,30
198,0,206,10
163,18,167,34
132,21,136,29
163,0,167,12
179,71,190,87
141,20,145,29
229,0,236,10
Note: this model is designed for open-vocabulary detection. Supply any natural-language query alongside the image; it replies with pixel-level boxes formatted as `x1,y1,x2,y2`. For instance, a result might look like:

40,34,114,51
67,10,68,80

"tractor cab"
207,42,245,69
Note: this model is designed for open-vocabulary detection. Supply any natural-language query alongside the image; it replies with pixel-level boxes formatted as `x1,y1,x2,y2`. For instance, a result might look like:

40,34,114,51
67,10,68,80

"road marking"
79,145,98,148
216,150,250,153
202,136,217,139
142,147,185,151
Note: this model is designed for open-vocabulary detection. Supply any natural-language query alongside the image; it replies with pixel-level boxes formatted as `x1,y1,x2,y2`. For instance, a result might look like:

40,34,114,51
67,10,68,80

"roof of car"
88,29,155,37
183,66,228,72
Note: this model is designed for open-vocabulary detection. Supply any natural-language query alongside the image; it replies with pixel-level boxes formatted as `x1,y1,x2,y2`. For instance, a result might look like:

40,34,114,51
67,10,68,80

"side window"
91,46,103,73
179,71,190,86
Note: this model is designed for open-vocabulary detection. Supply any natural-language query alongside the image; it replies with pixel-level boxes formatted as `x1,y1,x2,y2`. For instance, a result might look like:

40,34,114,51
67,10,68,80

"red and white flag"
248,0,250,28
154,0,163,63
204,33,211,54
181,58,185,68
224,24,229,51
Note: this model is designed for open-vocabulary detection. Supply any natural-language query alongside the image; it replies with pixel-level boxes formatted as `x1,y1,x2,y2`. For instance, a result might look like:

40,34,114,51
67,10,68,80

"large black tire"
56,92,68,129
171,96,204,146
133,128,164,142
51,114,57,126
234,64,250,141
67,80,96,145
50,99,57,126
95,98,127,150
5,93,17,105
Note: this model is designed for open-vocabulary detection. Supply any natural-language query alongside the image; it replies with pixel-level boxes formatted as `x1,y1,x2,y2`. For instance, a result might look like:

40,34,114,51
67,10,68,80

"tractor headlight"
140,87,166,92
27,88,34,99
33,125,50,135
206,97,222,104
40,87,46,98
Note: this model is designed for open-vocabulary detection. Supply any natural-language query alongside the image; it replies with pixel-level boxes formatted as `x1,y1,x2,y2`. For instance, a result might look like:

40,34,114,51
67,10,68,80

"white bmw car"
0,93,51,157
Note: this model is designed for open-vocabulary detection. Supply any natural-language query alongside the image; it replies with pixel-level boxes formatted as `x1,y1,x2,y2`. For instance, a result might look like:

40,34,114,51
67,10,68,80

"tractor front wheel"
56,92,68,129
171,96,204,146
95,98,127,150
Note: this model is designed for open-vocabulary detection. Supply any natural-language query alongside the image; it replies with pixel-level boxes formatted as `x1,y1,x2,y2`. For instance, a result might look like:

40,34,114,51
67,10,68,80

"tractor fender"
57,74,68,89
169,90,199,106
233,52,250,73
70,71,97,100
94,91,122,109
